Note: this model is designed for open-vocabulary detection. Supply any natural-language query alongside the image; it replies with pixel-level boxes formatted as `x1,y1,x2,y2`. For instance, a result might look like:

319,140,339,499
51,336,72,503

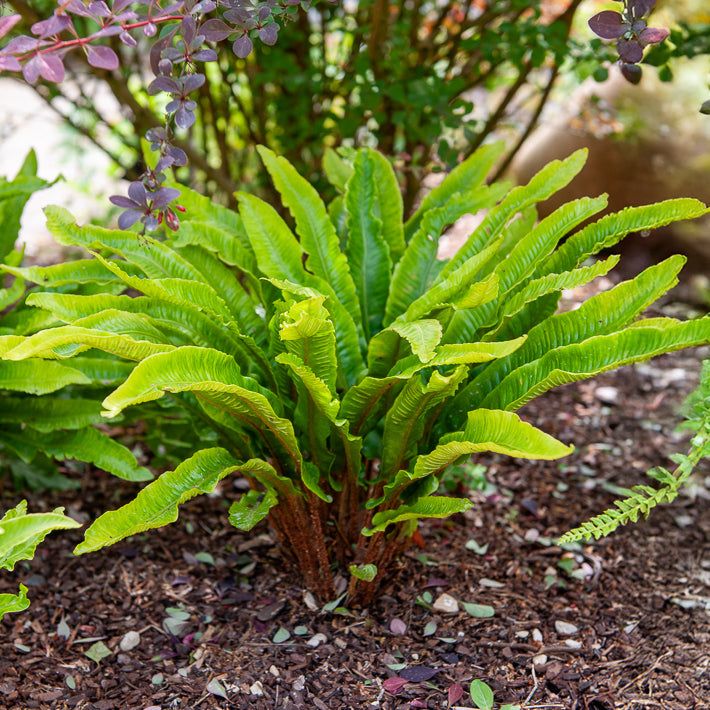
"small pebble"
119,631,141,652
433,593,459,614
269,665,280,678
334,637,347,649
515,630,529,639
565,639,582,649
594,386,619,405
249,681,264,696
306,633,328,648
532,628,543,643
555,621,578,635
293,675,306,692
532,654,547,667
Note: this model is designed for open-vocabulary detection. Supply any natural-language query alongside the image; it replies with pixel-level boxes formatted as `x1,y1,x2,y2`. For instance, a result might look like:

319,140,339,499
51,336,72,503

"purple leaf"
40,54,65,81
630,0,656,16
182,73,206,92
167,145,188,166
109,195,138,209
232,34,253,58
382,677,408,695
175,105,196,129
620,62,642,84
0,55,21,72
86,45,119,70
400,666,439,682
448,683,464,705
144,22,157,37
193,0,216,12
639,27,669,45
4,35,41,54
201,18,233,41
128,181,148,205
118,209,142,230
142,214,160,231
192,48,218,62
64,1,96,17
389,618,407,635
119,31,137,48
588,11,627,39
422,577,449,589
22,56,41,84
113,0,135,12
617,38,644,63
258,23,279,46
0,14,22,41
151,187,181,208
181,15,197,44
87,1,111,18
148,76,181,95
90,26,124,39
258,6,271,22
31,14,72,38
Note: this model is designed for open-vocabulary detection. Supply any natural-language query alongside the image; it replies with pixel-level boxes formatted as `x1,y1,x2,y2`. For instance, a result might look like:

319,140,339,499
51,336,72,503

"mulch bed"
2,344,710,709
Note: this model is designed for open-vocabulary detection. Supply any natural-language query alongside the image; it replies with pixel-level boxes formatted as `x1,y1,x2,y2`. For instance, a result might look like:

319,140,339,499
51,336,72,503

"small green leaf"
469,679,494,710
85,641,112,664
206,677,229,699
423,620,437,636
461,602,495,618
194,551,215,566
273,627,291,643
465,539,489,555
349,563,377,582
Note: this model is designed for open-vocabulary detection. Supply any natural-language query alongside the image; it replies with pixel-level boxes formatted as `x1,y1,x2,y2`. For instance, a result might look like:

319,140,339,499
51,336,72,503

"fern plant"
0,501,81,620
560,359,710,544
0,152,152,491
3,144,710,602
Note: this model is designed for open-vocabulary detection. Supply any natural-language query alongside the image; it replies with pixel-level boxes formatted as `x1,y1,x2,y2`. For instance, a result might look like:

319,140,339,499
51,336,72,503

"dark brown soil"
2,341,710,709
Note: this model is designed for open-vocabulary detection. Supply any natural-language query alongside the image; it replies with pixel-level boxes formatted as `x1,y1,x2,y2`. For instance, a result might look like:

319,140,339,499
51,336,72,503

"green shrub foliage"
3,145,710,601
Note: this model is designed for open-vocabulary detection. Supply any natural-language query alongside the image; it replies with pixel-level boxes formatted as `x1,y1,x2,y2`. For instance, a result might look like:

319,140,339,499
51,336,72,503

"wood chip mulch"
2,345,710,710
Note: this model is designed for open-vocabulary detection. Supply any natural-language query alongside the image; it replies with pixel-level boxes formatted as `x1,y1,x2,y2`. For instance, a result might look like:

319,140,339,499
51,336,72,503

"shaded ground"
2,345,710,710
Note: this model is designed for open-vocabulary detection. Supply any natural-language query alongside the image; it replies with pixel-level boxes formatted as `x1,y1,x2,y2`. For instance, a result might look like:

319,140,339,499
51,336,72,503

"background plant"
560,357,710,544
3,0,697,223
4,144,710,602
0,152,155,491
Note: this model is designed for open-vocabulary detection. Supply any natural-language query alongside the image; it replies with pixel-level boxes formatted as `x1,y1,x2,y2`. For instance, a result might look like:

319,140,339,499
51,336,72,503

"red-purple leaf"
382,677,408,695
617,38,644,63
39,54,65,82
119,31,137,48
400,666,439,682
86,45,119,70
639,27,669,45
201,19,233,41
90,26,124,40
64,0,96,17
423,577,449,589
408,700,428,708
0,14,22,41
620,62,643,84
0,55,22,73
87,1,111,18
258,23,279,46
22,56,41,83
630,0,656,16
390,618,407,635
4,35,40,54
448,683,464,705
31,14,72,38
232,34,253,58
588,11,627,39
